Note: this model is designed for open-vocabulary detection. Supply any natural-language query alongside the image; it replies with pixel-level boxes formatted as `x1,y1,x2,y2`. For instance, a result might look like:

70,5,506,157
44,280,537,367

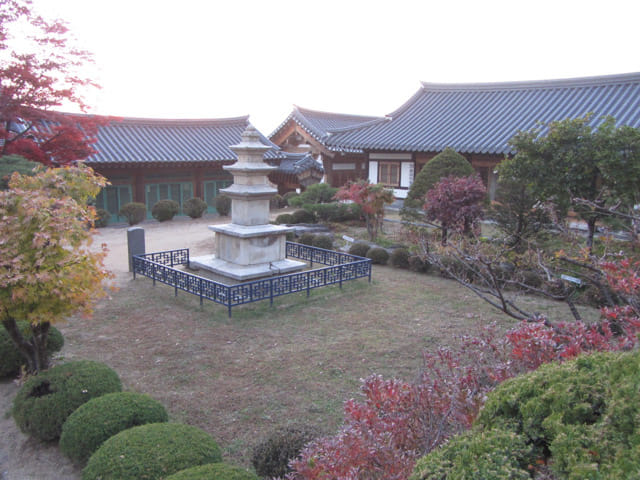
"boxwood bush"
251,425,320,479
12,360,122,441
366,247,389,265
291,209,316,224
151,199,180,222
60,392,169,464
83,423,222,480
183,197,208,219
214,194,231,216
275,213,293,225
298,232,315,246
118,202,146,226
94,208,110,228
348,242,371,257
166,463,258,480
1,322,64,378
408,255,431,274
312,234,333,250
389,247,410,268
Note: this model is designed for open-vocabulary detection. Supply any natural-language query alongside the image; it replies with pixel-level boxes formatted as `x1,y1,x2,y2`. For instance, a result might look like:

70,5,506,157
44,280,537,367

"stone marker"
127,227,145,272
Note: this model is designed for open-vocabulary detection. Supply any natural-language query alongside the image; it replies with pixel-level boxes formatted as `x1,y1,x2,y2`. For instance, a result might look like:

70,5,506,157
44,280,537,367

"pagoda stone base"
189,256,306,282
189,223,305,281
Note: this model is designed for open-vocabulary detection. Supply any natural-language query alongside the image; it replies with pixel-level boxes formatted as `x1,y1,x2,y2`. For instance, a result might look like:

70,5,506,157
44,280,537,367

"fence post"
270,278,274,306
199,278,203,306
307,271,311,297
339,264,343,289
174,270,178,296
127,227,145,272
152,263,156,286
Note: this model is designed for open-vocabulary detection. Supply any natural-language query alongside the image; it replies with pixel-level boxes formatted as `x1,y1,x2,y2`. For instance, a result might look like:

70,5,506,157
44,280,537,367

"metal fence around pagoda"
131,242,372,317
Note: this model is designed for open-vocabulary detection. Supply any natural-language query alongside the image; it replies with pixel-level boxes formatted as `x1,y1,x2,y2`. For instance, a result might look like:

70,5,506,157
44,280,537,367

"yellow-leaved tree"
0,165,112,372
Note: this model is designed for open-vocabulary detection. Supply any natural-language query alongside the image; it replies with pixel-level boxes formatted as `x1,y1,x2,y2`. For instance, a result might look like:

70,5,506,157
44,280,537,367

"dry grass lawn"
0,215,599,479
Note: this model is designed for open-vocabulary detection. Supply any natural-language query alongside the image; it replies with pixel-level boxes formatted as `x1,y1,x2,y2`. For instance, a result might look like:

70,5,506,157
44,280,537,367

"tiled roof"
270,106,382,151
326,72,640,155
273,152,325,176
86,116,284,164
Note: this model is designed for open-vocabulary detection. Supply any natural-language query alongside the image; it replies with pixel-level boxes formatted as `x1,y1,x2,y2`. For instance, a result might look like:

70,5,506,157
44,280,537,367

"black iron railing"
132,242,372,317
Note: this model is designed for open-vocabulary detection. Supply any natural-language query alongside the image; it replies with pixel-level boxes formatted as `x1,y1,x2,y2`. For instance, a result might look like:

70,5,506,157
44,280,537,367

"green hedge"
60,392,169,464
166,463,258,480
0,322,64,378
412,350,640,480
118,202,146,226
12,360,122,441
151,199,180,222
183,197,208,219
82,423,222,480
214,195,231,216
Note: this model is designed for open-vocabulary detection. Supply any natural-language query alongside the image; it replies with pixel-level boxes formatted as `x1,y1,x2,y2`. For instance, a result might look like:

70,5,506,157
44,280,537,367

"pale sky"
31,0,640,135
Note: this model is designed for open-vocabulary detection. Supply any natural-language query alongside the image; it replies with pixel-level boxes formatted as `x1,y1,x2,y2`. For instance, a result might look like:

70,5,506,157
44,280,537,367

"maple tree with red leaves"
334,180,394,241
423,174,486,245
0,0,109,166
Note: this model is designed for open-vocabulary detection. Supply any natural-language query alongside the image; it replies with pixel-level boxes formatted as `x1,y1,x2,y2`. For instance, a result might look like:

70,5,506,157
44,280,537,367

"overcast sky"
32,0,640,135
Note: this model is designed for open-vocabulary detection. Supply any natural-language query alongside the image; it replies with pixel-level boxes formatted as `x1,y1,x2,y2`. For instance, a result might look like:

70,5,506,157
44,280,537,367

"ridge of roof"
419,72,640,92
111,115,250,127
293,105,383,123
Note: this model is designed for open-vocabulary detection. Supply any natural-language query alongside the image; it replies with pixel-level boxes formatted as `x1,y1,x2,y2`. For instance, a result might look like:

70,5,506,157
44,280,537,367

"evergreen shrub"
183,197,208,219
410,428,533,480
166,463,258,480
299,233,315,246
475,351,640,479
94,208,110,228
83,423,222,480
12,360,122,441
282,191,298,206
408,255,431,273
405,148,474,209
348,242,370,257
214,194,231,216
118,202,146,226
366,247,389,265
60,392,169,464
151,199,180,222
312,235,333,250
0,322,64,378
389,248,410,268
275,213,293,225
270,194,284,210
291,209,316,224
251,425,320,479
307,202,361,222
288,183,337,207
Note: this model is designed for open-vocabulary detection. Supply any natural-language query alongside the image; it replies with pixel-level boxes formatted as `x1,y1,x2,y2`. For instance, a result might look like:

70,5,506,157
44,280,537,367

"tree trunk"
441,225,448,246
1,318,51,373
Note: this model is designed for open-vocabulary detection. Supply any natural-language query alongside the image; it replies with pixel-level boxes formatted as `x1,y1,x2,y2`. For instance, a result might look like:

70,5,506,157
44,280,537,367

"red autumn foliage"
288,256,640,480
0,0,111,165
423,174,486,245
334,180,394,241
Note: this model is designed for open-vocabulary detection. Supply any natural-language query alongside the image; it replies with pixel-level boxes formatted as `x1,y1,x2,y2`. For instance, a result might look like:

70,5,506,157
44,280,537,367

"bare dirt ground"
0,213,598,480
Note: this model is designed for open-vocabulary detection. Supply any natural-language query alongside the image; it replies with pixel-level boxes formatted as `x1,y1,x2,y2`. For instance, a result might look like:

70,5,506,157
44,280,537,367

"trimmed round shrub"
214,194,231,216
307,202,362,223
94,208,110,228
288,183,337,207
82,423,222,480
282,191,299,206
270,194,284,210
183,197,208,219
60,392,169,464
410,428,533,480
405,148,474,209
476,350,640,479
348,242,371,257
390,247,410,268
12,360,122,442
299,232,315,246
252,425,320,479
291,209,316,224
151,199,180,222
312,234,333,250
408,255,431,274
275,213,293,225
1,322,64,378
167,463,258,480
119,202,146,226
366,247,389,265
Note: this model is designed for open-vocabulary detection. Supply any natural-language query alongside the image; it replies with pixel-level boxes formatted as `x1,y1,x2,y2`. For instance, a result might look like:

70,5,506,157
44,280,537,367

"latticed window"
378,162,400,187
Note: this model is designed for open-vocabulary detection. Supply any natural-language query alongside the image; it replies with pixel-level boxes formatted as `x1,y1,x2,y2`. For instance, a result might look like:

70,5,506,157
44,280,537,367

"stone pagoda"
190,125,305,281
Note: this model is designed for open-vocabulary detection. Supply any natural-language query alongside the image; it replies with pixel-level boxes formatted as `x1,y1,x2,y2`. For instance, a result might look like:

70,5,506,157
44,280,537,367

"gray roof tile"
326,72,640,155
